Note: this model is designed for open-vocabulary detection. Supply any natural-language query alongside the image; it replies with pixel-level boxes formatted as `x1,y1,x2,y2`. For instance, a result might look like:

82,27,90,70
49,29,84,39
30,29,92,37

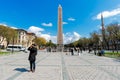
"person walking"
101,49,105,56
28,44,37,73
71,48,74,55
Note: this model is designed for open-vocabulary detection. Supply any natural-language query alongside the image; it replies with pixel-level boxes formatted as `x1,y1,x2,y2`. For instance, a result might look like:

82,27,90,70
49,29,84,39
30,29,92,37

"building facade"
0,36,7,48
26,32,36,47
0,29,36,49
16,29,27,46
16,29,36,47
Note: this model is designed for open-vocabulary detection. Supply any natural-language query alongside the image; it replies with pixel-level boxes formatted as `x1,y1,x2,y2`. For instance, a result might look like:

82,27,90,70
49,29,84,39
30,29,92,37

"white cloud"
27,26,81,44
96,25,107,30
63,22,68,24
28,26,44,36
41,22,53,27
44,32,81,44
38,34,57,43
63,32,81,44
0,23,7,26
40,34,51,41
27,26,56,43
96,8,120,19
11,26,18,29
50,36,57,43
0,23,18,29
68,17,76,21
28,26,44,32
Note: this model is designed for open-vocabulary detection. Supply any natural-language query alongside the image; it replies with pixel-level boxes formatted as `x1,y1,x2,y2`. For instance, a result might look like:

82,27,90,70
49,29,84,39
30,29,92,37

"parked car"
20,47,26,51
6,45,25,51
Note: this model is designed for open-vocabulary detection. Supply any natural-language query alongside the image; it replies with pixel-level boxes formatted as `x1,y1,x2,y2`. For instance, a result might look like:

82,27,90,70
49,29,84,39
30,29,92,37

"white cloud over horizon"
27,25,81,44
68,17,76,21
44,32,81,44
28,26,44,36
41,22,53,27
63,32,81,44
96,8,120,19
28,26,44,32
0,23,7,26
11,26,18,29
0,23,18,29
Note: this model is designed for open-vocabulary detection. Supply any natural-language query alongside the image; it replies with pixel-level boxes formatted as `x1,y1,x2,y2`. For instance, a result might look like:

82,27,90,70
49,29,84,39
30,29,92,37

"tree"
46,40,56,47
0,25,8,45
6,28,18,45
90,32,100,49
0,25,17,46
106,23,120,53
33,37,47,49
90,31,100,54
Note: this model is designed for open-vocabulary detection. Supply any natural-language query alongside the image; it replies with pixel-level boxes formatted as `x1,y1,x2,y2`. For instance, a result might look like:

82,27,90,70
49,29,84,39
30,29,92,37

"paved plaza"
1,51,120,80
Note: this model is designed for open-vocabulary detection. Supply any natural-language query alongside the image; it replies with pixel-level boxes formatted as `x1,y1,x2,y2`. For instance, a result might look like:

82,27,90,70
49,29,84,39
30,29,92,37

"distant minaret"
57,4,63,52
101,13,106,49
101,14,105,31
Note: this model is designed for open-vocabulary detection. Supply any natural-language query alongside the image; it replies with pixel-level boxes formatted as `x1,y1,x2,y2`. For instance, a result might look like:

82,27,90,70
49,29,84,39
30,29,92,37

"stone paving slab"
14,67,61,80
1,51,120,80
67,66,118,80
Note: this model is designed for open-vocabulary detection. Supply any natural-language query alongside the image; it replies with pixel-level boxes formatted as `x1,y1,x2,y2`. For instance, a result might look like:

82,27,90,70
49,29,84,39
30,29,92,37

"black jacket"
28,47,37,61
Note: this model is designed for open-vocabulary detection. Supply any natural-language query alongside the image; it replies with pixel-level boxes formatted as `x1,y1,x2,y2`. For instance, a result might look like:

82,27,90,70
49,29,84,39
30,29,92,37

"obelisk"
57,4,63,52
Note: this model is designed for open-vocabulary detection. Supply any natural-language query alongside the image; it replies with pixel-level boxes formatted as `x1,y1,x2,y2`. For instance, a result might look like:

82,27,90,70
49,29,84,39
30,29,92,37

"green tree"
90,32,100,48
0,25,17,46
0,25,8,45
6,28,18,45
33,37,47,49
106,23,120,53
46,40,56,47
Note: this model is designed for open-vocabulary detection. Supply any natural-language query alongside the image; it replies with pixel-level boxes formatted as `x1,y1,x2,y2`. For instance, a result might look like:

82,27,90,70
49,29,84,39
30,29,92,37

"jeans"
29,61,35,71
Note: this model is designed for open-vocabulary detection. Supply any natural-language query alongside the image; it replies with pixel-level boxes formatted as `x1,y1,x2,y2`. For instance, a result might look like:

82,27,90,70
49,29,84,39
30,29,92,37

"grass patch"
0,52,11,55
105,52,120,58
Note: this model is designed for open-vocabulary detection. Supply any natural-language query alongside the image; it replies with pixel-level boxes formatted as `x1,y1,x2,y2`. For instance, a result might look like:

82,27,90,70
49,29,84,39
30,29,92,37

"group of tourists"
89,48,105,56
69,47,105,56
70,47,83,56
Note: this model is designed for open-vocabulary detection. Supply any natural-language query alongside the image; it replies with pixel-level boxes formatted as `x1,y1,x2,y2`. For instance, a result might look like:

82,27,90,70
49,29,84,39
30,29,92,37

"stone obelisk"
57,4,63,52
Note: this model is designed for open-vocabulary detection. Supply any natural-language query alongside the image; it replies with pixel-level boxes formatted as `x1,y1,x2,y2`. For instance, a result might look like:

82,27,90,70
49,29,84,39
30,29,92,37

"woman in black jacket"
28,44,37,72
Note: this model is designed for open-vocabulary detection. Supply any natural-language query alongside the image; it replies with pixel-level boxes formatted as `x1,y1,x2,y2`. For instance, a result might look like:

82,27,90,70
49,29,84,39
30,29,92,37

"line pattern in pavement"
61,52,70,80
77,55,120,80
6,53,51,80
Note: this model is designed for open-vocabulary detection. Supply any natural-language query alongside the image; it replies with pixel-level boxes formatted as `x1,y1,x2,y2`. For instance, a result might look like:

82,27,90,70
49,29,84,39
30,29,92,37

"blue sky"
0,0,120,44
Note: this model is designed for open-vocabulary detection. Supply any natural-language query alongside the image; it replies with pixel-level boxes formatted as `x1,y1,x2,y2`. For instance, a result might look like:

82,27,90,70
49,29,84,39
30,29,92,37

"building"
0,36,7,48
26,32,36,47
8,29,36,48
16,29,27,46
0,26,36,49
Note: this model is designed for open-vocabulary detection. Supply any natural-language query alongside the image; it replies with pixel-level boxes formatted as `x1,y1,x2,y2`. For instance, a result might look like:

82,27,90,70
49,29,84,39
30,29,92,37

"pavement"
0,50,120,80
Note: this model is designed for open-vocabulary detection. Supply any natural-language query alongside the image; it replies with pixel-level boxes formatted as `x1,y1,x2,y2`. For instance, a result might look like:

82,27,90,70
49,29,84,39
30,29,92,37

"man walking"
28,44,37,73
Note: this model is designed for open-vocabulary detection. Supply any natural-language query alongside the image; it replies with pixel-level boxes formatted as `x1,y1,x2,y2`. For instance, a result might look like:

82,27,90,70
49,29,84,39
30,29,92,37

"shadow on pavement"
14,68,28,72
